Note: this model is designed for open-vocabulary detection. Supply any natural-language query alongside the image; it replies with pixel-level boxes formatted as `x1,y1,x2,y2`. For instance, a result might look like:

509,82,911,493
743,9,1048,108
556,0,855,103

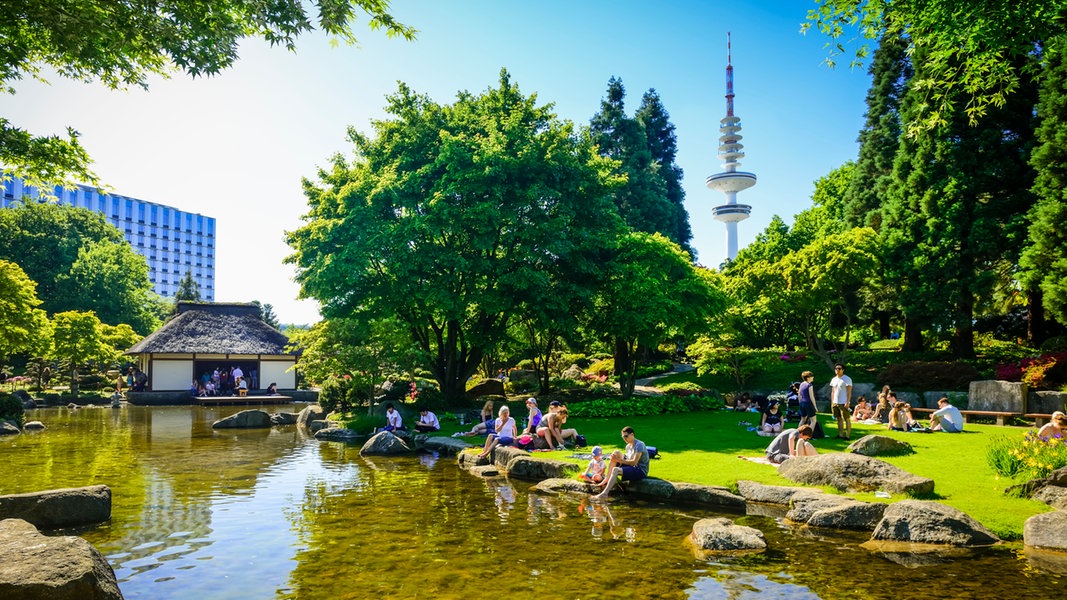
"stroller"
785,382,802,422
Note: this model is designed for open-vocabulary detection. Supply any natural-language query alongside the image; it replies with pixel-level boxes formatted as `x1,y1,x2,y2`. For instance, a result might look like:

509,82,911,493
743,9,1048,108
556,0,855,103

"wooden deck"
196,395,294,406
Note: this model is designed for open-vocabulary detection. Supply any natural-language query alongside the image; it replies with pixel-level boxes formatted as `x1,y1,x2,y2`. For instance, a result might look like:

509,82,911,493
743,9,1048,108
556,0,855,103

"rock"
670,482,746,511
0,421,20,436
560,364,585,380
923,391,968,409
778,453,934,495
309,419,330,433
0,518,124,599
12,389,35,409
1032,485,1067,510
1024,511,1067,552
533,478,597,494
968,380,1026,413
313,427,363,442
420,436,472,456
457,450,489,468
359,431,413,455
487,446,527,470
465,379,505,398
736,480,808,506
0,485,111,529
296,404,325,428
270,412,298,425
468,465,502,478
1029,390,1067,415
626,478,677,500
846,434,914,457
22,421,45,431
1046,465,1067,488
212,409,271,429
871,500,999,546
787,492,886,531
505,456,579,481
689,517,767,552
508,369,538,384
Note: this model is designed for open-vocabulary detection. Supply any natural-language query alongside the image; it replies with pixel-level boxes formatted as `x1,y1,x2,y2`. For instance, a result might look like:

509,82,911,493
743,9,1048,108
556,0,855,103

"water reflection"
0,405,1063,599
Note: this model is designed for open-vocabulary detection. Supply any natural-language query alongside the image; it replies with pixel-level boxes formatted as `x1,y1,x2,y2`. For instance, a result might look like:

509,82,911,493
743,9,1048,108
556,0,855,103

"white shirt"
830,374,853,405
418,411,440,429
495,417,517,438
387,410,402,428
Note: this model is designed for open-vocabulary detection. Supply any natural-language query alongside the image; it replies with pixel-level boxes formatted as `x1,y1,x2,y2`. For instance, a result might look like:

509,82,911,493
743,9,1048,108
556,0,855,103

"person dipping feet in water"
591,426,648,500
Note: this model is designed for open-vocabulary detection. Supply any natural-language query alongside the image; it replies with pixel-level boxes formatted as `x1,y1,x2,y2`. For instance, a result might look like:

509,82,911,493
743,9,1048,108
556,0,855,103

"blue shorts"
497,436,514,446
620,466,647,482
800,402,816,418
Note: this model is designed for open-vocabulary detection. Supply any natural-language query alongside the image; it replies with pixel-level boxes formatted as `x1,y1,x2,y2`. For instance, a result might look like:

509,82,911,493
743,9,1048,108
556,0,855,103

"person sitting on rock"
929,397,964,433
1038,411,1067,440
591,426,649,500
477,405,517,458
414,407,440,432
384,403,404,432
581,445,607,484
765,424,817,464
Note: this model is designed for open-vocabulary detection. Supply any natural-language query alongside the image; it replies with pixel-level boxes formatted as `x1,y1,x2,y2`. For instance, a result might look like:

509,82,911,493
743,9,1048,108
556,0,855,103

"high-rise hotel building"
2,176,215,300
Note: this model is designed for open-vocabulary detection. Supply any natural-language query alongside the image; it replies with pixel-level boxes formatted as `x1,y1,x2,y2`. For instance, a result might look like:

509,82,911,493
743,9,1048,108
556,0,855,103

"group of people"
473,398,580,457
119,366,148,393
192,365,257,397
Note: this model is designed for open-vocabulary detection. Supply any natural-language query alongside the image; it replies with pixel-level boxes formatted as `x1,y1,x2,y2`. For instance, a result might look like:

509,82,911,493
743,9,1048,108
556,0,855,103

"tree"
2,0,415,190
1021,36,1067,335
286,71,624,400
588,232,727,399
50,310,111,396
57,239,161,335
174,271,201,303
589,78,676,245
0,259,51,361
636,89,693,255
805,0,1056,131
251,300,281,329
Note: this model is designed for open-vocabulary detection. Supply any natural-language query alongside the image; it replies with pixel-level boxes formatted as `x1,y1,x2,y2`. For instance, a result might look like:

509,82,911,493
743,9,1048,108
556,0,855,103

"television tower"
706,33,756,261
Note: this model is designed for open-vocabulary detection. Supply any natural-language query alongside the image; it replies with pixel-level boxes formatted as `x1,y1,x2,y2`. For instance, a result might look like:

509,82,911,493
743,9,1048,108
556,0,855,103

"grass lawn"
438,409,1050,541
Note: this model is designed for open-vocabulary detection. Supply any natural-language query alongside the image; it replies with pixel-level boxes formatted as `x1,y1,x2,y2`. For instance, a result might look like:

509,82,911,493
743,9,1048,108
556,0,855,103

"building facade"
2,176,215,300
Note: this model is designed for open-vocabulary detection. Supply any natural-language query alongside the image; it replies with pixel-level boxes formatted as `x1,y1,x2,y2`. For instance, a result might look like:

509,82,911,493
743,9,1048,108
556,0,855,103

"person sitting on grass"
537,401,568,450
929,397,964,433
591,426,649,500
477,405,517,459
414,407,440,432
1038,411,1067,440
887,402,908,432
455,400,495,437
765,424,817,465
521,397,543,435
852,396,873,421
760,401,784,435
580,446,606,484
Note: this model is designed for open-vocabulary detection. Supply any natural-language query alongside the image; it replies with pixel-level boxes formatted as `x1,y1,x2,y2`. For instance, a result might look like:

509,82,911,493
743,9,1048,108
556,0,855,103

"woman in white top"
477,406,518,458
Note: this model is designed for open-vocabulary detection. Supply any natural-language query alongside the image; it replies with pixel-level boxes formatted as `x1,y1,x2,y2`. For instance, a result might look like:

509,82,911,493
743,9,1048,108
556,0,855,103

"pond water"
0,405,1062,599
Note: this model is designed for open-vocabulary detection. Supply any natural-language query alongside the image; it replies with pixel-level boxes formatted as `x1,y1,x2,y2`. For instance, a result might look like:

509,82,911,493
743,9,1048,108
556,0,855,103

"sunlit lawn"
440,409,1049,541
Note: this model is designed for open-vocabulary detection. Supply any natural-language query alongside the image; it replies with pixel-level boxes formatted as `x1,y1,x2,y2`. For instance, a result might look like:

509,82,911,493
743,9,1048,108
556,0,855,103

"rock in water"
0,518,124,599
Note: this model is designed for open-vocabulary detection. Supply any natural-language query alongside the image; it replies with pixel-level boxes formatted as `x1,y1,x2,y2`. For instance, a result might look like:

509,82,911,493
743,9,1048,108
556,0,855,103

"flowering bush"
995,352,1067,389
986,431,1067,482
778,353,807,363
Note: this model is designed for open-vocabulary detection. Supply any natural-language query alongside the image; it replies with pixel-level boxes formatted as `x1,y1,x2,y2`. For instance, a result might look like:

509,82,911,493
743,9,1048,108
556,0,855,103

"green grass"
435,410,1050,540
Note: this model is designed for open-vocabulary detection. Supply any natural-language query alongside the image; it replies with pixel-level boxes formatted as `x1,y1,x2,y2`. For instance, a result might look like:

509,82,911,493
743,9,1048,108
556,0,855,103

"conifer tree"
636,89,693,256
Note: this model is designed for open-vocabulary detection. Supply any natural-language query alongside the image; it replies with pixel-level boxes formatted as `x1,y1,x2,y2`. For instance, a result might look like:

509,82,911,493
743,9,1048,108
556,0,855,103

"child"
581,446,606,484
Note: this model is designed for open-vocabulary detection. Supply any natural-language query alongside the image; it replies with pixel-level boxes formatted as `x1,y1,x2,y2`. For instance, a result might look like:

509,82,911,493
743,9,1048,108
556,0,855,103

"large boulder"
786,491,886,531
487,446,527,470
419,436,472,456
846,434,914,457
0,485,111,529
533,478,597,494
23,421,45,431
505,456,578,481
359,431,413,455
969,380,1026,413
1029,390,1067,415
296,404,325,428
1024,511,1067,552
923,391,968,409
1032,485,1067,510
314,427,363,442
0,518,123,599
871,500,999,546
689,517,767,553
0,421,19,436
736,480,808,506
12,389,35,409
465,378,505,398
671,483,746,511
560,364,585,380
778,453,934,495
270,412,298,425
212,409,271,429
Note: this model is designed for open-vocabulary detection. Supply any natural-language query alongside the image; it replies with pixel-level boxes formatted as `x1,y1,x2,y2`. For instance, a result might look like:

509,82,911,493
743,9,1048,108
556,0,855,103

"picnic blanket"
737,455,777,466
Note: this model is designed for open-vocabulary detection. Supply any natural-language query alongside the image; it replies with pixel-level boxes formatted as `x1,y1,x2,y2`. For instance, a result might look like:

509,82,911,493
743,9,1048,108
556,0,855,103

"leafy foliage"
566,393,722,419
0,259,50,360
49,310,113,396
691,344,778,392
876,361,982,391
987,431,1067,482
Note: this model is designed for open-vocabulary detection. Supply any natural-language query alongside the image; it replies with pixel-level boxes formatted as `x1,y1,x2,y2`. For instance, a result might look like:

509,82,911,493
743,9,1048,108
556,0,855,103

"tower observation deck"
707,33,756,261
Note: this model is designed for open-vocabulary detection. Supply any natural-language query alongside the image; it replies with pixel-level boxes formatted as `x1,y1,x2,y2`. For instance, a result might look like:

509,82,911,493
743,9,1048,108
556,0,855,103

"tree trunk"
1028,288,1047,347
902,317,924,352
952,297,976,359
613,337,629,377
878,310,892,340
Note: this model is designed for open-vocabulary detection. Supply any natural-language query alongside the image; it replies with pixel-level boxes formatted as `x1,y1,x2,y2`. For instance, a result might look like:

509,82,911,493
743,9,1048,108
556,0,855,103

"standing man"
591,426,649,500
829,363,853,440
929,396,964,433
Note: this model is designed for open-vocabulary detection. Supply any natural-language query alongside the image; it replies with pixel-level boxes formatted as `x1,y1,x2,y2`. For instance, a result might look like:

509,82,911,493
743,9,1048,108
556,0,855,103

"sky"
3,0,871,326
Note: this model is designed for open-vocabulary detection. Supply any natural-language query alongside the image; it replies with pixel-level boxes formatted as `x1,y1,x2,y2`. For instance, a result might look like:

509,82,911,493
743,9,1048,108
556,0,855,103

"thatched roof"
127,302,294,355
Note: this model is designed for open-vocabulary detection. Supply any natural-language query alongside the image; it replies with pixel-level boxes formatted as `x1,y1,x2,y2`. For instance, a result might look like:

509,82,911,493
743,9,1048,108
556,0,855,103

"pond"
0,405,1061,599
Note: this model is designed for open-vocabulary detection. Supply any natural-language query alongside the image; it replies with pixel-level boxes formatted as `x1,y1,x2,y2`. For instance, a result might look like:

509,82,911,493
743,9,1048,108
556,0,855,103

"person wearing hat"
521,397,543,435
581,446,606,484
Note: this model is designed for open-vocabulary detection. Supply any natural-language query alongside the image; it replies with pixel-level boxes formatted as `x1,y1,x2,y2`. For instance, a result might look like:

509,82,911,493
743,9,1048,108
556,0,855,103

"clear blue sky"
4,0,870,325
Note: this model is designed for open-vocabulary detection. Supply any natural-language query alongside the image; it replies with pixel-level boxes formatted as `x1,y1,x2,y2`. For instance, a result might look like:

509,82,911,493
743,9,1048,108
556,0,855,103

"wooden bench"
909,407,1018,426
1026,413,1053,428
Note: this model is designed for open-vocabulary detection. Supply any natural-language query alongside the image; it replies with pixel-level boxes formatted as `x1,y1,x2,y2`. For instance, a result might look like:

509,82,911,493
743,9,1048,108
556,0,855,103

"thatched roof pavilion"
126,302,297,392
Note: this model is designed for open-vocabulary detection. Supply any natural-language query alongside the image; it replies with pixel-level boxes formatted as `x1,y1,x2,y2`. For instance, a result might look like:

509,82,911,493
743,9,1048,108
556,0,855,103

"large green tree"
287,71,624,400
2,0,414,190
0,259,51,361
56,240,160,334
50,310,111,396
636,89,693,256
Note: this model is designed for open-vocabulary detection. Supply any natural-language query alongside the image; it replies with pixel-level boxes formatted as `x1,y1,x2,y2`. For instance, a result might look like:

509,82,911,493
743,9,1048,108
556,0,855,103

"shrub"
693,346,777,391
659,382,708,396
0,392,24,428
549,377,580,390
343,413,387,435
995,352,1067,389
876,361,981,390
318,376,351,413
567,394,720,418
1041,336,1067,353
515,359,535,370
504,379,537,394
986,431,1067,482
635,360,674,379
587,358,614,376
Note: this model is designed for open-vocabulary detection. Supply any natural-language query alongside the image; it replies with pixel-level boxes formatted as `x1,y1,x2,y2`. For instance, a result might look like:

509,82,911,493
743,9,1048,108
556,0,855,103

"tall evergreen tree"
174,270,201,303
1021,36,1067,338
589,78,674,243
636,89,693,256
